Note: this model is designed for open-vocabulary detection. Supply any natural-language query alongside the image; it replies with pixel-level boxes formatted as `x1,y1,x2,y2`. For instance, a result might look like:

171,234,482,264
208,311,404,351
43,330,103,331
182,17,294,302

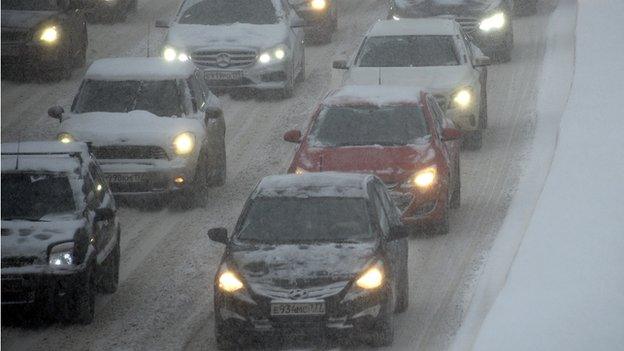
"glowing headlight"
310,0,327,10
453,89,473,108
218,271,244,293
258,52,271,64
163,47,189,62
479,12,506,32
392,15,401,21
274,48,286,60
412,167,437,188
173,132,195,155
356,265,384,290
58,133,75,144
294,167,307,175
258,46,288,64
40,26,58,43
49,242,74,268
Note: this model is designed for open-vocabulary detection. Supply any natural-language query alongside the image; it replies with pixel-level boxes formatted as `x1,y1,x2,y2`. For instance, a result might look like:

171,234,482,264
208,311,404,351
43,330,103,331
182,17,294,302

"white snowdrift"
463,0,624,350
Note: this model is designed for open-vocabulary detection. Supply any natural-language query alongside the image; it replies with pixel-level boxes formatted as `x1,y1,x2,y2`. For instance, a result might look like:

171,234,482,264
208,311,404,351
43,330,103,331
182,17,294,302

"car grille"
92,146,169,160
456,17,479,34
192,49,257,69
1,257,38,268
1,29,30,43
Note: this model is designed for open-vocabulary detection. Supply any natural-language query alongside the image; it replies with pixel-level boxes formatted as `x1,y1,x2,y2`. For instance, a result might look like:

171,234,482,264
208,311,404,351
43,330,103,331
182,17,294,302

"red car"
284,85,462,233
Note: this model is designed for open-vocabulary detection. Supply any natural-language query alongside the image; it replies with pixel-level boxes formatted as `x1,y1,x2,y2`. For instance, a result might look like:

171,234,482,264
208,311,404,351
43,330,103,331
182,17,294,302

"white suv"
48,58,226,201
334,18,491,149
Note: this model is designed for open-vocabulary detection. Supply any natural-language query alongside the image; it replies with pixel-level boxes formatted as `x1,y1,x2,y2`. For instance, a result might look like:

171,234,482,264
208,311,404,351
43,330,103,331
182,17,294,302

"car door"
87,162,116,264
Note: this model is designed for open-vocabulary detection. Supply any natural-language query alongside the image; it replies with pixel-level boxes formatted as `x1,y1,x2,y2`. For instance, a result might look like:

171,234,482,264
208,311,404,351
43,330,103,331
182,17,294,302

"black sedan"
208,172,409,349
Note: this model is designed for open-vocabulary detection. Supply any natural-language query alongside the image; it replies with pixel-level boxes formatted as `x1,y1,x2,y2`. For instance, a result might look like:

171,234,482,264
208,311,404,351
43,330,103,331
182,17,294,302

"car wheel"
296,50,306,83
74,33,88,68
208,141,227,187
432,197,450,235
395,258,409,313
496,31,513,63
480,87,488,130
367,301,394,347
68,267,96,325
277,64,295,99
129,0,138,12
99,231,120,294
450,162,461,209
515,0,537,15
215,320,245,350
464,130,483,150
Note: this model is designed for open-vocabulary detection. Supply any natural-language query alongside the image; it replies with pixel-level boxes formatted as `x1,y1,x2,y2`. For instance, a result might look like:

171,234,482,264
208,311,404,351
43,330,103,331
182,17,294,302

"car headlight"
39,26,59,43
258,45,288,64
392,15,401,20
310,0,327,10
49,242,74,268
412,166,437,189
163,46,189,62
479,12,506,32
452,88,473,109
356,262,384,290
294,167,307,175
173,132,195,155
58,133,75,144
218,270,244,293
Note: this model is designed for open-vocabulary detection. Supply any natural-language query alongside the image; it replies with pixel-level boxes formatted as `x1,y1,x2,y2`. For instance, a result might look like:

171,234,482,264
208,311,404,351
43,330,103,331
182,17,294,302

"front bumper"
197,60,291,91
215,285,389,337
98,156,198,196
469,26,512,55
1,265,87,306
388,184,447,226
1,41,65,68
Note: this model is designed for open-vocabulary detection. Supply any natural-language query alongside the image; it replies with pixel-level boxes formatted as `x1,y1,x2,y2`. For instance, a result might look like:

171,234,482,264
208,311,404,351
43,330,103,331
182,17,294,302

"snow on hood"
1,218,84,261
345,65,472,94
1,10,56,30
230,242,377,293
394,0,503,17
166,22,289,52
60,111,205,148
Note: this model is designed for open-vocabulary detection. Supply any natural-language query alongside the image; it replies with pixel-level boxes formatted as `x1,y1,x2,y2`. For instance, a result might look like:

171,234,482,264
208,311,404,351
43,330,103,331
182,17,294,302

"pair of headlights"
163,46,288,65
58,132,196,156
163,47,190,62
218,262,384,294
49,242,74,268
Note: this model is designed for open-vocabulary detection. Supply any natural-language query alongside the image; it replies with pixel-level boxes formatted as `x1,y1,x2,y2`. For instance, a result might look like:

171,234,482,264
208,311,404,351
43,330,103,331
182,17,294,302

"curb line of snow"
449,1,578,350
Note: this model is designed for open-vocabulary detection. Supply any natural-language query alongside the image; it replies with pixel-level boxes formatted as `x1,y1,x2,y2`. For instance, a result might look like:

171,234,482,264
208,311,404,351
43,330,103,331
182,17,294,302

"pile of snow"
85,58,195,81
255,172,371,198
324,85,424,106
464,0,624,350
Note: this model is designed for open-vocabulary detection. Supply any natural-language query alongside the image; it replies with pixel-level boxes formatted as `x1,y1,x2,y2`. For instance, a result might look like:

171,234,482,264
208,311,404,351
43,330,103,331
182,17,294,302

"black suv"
1,142,120,324
208,172,409,348
1,0,88,79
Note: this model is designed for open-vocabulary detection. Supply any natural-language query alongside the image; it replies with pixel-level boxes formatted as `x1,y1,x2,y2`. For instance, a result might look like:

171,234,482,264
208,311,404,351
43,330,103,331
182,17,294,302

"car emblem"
288,289,308,300
216,53,231,68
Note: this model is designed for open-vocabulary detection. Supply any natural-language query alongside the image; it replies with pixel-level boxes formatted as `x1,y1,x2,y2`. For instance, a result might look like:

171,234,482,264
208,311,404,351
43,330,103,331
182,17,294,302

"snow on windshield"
179,0,278,25
357,35,460,67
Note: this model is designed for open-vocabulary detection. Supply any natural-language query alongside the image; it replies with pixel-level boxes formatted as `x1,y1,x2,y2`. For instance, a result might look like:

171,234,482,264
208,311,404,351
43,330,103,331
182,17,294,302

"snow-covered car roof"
369,18,460,37
1,141,90,174
254,172,374,199
324,85,425,107
84,57,196,81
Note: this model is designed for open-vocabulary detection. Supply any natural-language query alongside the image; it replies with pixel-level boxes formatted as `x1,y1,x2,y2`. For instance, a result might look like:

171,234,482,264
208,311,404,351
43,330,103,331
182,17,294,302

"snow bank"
462,0,624,350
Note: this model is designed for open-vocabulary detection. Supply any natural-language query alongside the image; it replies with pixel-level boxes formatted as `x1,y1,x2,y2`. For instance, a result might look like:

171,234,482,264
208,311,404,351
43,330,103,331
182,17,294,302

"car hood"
166,22,289,52
60,111,205,148
1,10,56,30
345,66,472,93
1,217,84,262
393,0,503,17
230,241,377,293
296,143,437,183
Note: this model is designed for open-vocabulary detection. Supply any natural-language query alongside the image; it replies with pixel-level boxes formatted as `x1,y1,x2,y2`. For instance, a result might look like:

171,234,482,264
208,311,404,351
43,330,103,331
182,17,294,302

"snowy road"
1,0,558,350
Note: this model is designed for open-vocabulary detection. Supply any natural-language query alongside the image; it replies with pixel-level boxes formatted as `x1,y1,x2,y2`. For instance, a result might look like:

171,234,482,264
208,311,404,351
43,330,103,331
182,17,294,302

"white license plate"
270,302,326,316
204,70,243,81
105,174,143,184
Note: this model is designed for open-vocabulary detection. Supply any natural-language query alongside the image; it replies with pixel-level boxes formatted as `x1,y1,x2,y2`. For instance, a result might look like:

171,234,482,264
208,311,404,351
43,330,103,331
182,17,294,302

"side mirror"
155,19,170,28
474,56,491,67
442,128,463,141
332,60,348,70
283,130,302,143
208,228,229,244
290,17,306,28
389,224,409,241
94,208,115,222
48,106,65,122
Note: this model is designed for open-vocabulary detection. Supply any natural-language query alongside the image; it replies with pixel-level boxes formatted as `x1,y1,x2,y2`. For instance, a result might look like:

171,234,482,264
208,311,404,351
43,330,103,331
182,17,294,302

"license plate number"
270,302,326,316
105,174,143,184
204,70,242,81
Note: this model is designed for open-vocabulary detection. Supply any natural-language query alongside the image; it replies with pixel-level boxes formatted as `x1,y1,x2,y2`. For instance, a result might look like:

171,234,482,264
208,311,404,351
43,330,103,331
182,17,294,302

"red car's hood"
296,142,436,183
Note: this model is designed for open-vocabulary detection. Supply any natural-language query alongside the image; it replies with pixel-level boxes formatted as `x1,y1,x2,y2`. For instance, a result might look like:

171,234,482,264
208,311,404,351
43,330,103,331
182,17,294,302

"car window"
88,162,107,203
369,188,390,235
356,35,460,67
1,173,76,220
186,75,204,112
427,96,445,136
374,181,400,225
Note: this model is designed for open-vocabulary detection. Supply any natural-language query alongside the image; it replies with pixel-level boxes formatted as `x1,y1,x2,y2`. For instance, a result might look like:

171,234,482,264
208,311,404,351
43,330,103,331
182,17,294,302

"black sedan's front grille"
92,145,169,160
192,49,257,68
1,30,30,43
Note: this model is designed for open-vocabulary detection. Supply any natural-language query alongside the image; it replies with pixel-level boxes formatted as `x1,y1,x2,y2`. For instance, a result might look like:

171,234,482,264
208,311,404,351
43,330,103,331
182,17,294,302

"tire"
395,259,409,313
129,0,138,11
432,198,450,235
450,162,461,209
215,321,244,350
68,267,96,325
368,307,394,347
99,232,120,294
74,33,87,68
464,130,483,150
496,31,514,63
480,87,488,130
278,63,295,99
207,142,227,187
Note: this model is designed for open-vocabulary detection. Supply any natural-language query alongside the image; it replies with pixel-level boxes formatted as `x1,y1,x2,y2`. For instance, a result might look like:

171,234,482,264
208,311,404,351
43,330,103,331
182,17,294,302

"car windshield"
1,173,76,221
309,105,429,147
179,0,278,25
72,80,184,117
1,0,58,11
356,35,460,67
236,197,374,243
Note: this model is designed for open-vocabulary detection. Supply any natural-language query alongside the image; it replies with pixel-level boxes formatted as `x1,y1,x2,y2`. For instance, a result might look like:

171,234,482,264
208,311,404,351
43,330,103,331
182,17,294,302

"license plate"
204,70,243,81
270,302,326,316
105,174,143,184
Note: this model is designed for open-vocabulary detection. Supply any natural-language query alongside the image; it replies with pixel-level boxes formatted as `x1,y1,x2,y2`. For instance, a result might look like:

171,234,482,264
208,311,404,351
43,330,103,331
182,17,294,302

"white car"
48,57,226,200
157,0,306,98
333,18,491,149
